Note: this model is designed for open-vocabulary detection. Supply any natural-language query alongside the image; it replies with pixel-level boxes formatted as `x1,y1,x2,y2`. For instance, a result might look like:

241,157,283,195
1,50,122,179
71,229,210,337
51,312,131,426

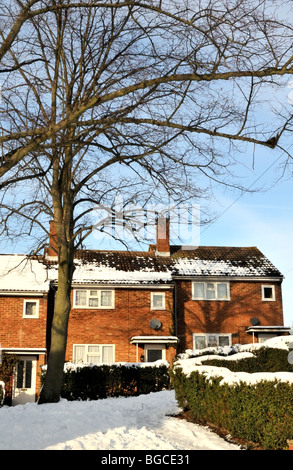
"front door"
12,356,37,405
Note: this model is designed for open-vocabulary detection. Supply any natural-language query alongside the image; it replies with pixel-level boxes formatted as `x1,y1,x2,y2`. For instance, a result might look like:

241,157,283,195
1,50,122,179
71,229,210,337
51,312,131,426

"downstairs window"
73,344,115,364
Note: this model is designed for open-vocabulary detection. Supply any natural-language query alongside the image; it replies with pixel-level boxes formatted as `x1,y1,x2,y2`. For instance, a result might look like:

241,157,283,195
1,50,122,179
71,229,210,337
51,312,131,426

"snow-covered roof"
0,255,50,293
246,325,291,334
70,246,283,283
130,336,179,344
45,249,173,286
0,245,282,292
71,260,172,285
170,246,283,278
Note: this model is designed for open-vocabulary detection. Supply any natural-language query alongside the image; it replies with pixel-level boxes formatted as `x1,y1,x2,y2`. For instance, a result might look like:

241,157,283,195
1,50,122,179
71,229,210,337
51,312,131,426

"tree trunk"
38,244,74,404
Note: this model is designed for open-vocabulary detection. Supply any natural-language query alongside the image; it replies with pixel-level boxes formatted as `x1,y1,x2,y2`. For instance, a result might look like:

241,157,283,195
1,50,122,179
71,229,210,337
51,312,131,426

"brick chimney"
47,220,58,257
155,216,170,256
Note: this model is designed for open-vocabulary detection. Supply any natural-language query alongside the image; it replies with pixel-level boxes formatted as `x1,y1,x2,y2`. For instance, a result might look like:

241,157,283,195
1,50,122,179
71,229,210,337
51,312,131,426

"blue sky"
195,74,293,327
199,150,293,328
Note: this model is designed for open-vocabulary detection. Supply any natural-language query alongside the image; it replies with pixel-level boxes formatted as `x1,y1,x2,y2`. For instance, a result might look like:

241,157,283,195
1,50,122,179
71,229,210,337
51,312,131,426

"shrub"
0,353,18,384
201,347,293,373
0,353,18,406
170,363,293,450
58,363,171,401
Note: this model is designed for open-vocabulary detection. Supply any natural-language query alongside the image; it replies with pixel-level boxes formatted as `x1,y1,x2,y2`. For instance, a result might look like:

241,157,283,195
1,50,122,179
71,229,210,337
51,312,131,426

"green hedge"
170,349,293,450
0,353,18,383
201,347,293,373
59,364,171,401
0,353,18,406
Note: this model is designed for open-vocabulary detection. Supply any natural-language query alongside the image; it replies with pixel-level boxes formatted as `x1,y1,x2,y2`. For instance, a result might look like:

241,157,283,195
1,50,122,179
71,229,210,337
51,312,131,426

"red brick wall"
0,278,284,372
0,295,48,401
176,280,284,351
65,287,175,363
0,295,47,349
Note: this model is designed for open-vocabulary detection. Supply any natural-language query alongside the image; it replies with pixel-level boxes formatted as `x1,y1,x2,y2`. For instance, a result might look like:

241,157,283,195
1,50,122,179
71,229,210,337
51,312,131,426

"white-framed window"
261,285,275,301
23,299,39,318
193,333,232,350
144,343,166,362
151,292,165,310
73,289,114,309
73,344,115,364
192,282,230,300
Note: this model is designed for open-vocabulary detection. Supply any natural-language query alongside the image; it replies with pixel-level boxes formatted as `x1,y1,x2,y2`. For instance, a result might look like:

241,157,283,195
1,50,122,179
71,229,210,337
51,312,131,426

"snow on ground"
0,390,240,451
2,336,292,451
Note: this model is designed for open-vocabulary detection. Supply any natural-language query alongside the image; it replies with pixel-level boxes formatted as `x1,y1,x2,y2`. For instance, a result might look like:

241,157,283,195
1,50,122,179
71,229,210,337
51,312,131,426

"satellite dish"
149,319,162,330
250,317,260,326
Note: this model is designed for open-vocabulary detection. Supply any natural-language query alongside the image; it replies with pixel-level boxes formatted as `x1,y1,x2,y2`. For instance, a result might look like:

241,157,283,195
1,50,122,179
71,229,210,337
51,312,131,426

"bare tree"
1,0,293,403
1,0,293,176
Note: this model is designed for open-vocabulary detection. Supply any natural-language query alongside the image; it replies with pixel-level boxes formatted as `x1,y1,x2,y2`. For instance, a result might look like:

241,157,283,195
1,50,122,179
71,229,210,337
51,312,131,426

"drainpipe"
174,281,178,338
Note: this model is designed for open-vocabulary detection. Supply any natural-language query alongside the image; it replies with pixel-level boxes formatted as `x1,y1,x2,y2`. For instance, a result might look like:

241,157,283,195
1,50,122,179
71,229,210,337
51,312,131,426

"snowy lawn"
0,390,240,451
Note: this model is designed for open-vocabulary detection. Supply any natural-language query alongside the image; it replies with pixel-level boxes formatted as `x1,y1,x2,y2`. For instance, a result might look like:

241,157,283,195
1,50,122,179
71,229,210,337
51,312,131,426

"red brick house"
0,255,49,405
0,221,289,404
171,245,286,350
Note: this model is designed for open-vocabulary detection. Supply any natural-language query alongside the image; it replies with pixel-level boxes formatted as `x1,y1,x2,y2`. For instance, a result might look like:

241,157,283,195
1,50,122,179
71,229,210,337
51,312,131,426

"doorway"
12,356,37,405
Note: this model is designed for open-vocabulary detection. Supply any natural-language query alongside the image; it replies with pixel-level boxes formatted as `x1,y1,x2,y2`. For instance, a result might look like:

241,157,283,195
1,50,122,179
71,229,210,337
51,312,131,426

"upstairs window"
73,289,114,309
262,285,275,301
192,282,230,300
23,300,39,318
151,292,165,310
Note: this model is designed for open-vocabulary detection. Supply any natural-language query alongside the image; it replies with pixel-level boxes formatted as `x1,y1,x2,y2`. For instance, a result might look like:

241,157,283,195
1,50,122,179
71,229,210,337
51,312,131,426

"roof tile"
70,245,282,282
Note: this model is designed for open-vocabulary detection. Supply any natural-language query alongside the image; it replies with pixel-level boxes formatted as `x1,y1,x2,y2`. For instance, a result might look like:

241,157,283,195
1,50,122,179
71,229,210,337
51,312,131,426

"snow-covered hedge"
42,361,171,401
176,335,293,374
171,336,293,450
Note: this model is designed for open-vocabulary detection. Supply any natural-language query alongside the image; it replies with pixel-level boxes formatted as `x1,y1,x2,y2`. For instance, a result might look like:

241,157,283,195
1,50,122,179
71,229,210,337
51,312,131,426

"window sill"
73,306,115,310
192,298,230,301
